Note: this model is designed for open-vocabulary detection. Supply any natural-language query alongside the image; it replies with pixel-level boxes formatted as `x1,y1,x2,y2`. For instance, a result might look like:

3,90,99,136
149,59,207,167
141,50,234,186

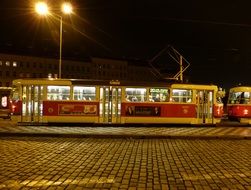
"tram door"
99,87,121,123
21,85,43,123
196,90,213,124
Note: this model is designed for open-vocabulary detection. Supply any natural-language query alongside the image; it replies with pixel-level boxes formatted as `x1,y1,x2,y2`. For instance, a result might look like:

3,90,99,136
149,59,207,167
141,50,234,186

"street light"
35,2,48,15
35,2,73,78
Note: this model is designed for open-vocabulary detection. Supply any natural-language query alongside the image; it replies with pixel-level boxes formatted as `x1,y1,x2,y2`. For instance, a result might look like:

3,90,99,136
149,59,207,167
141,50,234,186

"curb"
0,132,251,140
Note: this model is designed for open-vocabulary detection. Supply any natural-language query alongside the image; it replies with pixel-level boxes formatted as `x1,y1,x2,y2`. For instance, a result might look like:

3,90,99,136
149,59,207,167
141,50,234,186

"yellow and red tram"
227,86,251,124
11,78,224,125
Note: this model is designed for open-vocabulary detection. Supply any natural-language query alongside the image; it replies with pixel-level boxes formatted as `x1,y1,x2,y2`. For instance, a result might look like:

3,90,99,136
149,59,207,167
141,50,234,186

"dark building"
0,53,158,87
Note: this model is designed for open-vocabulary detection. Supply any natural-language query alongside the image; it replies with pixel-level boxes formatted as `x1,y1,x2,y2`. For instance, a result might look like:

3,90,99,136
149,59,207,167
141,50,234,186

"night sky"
1,0,251,90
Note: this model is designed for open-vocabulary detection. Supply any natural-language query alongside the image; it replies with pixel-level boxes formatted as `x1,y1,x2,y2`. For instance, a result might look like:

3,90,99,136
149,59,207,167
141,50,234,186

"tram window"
73,86,96,101
47,86,70,100
172,89,192,103
149,88,169,102
125,88,147,102
228,92,251,104
240,92,251,104
12,87,20,101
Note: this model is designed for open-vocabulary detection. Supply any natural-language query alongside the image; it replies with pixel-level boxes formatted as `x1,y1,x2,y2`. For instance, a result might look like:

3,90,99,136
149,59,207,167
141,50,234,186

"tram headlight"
243,109,248,115
217,108,220,115
12,105,16,111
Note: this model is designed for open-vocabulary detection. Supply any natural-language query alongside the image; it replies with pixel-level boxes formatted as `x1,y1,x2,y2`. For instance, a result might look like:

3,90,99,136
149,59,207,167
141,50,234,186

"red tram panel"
43,101,99,116
122,103,196,118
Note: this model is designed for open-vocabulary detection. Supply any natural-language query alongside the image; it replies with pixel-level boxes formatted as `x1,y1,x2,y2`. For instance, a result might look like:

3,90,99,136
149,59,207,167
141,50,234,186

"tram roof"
71,79,172,87
229,86,251,92
12,78,172,87
12,78,219,90
12,78,73,86
171,83,218,90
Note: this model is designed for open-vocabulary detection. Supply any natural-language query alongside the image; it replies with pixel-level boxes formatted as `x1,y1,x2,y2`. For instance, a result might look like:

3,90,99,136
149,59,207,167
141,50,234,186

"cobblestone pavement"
0,120,251,139
0,137,251,189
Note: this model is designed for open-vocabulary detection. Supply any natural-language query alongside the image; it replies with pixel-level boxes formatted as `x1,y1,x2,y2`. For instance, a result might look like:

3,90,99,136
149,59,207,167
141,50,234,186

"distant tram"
11,78,224,125
0,87,12,119
227,86,251,124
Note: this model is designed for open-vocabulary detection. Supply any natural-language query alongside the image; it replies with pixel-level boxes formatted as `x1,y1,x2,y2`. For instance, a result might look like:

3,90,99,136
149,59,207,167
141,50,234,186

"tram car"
227,86,251,124
11,78,224,125
0,87,12,119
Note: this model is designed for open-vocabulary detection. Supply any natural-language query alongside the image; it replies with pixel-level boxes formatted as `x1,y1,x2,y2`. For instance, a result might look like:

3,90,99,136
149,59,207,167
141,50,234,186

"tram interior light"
126,88,146,93
173,89,187,93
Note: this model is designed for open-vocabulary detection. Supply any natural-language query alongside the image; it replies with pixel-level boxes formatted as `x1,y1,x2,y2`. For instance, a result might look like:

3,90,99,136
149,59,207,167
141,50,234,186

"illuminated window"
1,96,7,107
48,73,52,78
73,86,96,100
228,92,251,104
12,87,20,101
0,61,2,66
149,88,169,102
47,86,70,100
6,61,10,66
172,89,192,103
13,62,17,67
125,88,147,102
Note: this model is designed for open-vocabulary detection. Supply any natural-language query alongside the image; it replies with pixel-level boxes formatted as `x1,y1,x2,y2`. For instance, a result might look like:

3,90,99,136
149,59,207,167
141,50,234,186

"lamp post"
35,2,73,78
59,15,62,78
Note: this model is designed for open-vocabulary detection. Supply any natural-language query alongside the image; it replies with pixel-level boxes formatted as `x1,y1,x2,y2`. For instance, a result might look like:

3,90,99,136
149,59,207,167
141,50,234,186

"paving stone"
0,136,251,189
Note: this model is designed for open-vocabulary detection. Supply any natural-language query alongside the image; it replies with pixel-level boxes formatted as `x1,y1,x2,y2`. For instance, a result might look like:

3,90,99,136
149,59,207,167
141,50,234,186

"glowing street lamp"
35,2,73,78
35,2,48,15
62,3,73,14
